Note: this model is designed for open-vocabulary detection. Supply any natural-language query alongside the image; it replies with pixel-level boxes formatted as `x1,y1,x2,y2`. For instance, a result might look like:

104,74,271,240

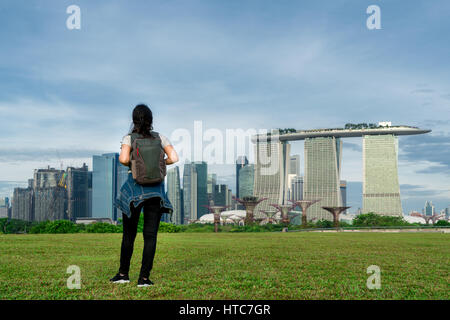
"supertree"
259,209,279,225
321,206,351,228
254,217,266,225
234,196,267,225
184,217,199,224
202,204,230,232
219,211,235,225
413,213,444,225
293,199,321,227
269,203,297,227
230,216,244,226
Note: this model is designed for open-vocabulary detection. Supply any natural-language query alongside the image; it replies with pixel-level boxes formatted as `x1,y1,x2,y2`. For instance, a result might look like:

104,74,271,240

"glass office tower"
67,163,89,220
289,155,300,176
238,164,254,199
183,161,197,222
236,156,249,198
167,166,183,224
92,153,128,221
193,161,208,218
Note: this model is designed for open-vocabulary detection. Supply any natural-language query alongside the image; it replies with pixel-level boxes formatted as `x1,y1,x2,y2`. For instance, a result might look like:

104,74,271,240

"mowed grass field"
0,232,448,300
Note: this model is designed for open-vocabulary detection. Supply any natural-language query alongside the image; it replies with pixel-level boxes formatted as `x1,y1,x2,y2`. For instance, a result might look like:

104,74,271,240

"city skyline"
0,1,449,215
2,151,449,221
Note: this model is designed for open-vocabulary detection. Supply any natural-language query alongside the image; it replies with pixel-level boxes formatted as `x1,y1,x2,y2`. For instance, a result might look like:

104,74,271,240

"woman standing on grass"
112,104,178,287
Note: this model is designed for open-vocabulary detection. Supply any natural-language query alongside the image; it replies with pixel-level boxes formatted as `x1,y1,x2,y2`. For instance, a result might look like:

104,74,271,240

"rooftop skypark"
254,122,430,142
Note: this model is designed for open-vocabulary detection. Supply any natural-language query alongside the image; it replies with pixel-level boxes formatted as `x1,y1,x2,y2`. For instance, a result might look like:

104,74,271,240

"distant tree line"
344,123,380,129
0,217,181,234
273,128,297,134
1,214,448,234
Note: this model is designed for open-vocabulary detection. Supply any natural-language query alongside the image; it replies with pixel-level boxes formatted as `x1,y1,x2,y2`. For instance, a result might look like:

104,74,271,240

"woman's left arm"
164,145,179,165
119,144,132,166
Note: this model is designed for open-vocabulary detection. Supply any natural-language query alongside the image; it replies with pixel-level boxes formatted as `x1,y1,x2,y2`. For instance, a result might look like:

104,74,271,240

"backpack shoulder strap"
151,131,161,140
130,132,139,147
130,131,160,144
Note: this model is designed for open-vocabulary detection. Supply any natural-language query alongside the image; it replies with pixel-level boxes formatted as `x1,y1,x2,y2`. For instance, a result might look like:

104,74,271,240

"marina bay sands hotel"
251,123,431,221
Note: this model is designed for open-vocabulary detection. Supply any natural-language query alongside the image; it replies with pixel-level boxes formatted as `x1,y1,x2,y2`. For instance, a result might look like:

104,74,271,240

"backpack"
130,131,166,185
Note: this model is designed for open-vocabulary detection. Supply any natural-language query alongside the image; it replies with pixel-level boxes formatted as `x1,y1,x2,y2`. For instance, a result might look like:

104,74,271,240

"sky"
0,0,449,213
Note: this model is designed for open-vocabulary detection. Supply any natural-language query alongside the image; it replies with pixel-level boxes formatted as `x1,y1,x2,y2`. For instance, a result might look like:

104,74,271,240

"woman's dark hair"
131,104,153,136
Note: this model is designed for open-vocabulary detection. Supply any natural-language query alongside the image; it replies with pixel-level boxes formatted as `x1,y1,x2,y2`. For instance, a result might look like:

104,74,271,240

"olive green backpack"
130,132,166,185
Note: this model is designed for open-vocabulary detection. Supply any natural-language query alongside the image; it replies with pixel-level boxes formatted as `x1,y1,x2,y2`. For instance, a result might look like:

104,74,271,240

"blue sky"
0,0,449,213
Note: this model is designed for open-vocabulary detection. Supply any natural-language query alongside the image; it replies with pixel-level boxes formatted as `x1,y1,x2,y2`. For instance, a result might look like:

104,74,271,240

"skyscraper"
214,184,231,207
167,166,183,225
183,161,197,222
236,156,249,199
12,187,34,221
32,167,67,221
193,161,208,218
92,153,128,221
289,155,300,176
304,137,343,221
226,188,233,209
34,187,67,221
0,198,9,218
423,201,435,216
67,163,89,220
340,180,347,208
87,171,93,217
289,176,303,202
238,164,254,199
207,173,217,204
363,135,402,216
253,139,291,217
33,167,62,189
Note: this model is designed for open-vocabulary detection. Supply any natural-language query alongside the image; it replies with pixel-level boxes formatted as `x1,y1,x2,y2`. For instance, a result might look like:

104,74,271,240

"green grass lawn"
0,232,448,300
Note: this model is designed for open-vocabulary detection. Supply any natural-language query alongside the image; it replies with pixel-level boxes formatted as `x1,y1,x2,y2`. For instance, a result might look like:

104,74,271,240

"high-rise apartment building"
34,187,67,221
304,137,343,221
253,139,291,218
33,167,62,189
32,167,67,221
12,188,34,221
363,135,402,216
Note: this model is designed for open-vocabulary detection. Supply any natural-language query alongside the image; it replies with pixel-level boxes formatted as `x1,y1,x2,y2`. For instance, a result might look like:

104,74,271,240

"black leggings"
119,197,163,279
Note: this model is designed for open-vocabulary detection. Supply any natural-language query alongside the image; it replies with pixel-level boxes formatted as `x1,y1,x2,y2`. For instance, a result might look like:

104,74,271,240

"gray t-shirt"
121,132,172,148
